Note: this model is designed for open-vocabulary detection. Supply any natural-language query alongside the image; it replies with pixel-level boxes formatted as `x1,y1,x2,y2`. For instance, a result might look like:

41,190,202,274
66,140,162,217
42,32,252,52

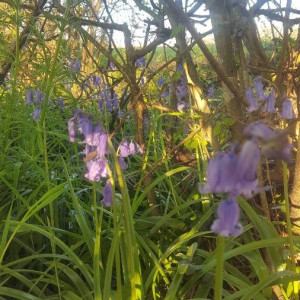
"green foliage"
0,1,298,299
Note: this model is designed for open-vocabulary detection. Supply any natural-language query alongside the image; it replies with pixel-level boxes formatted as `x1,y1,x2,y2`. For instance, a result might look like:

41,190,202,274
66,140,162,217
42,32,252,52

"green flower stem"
214,235,225,300
93,182,103,300
107,138,142,299
282,161,298,299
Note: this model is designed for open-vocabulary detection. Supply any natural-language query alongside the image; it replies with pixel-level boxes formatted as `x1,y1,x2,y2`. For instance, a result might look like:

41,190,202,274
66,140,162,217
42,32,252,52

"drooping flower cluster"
82,74,102,91
81,74,119,112
175,64,189,102
199,122,292,237
68,110,113,207
246,77,295,119
159,64,189,111
97,84,119,112
118,139,144,170
25,89,45,120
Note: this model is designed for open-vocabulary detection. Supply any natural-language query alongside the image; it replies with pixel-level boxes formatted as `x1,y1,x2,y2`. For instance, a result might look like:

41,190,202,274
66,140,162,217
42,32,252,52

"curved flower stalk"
25,89,45,120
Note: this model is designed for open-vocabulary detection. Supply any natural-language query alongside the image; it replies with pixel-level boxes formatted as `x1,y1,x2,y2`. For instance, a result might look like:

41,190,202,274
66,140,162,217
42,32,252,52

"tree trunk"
290,127,300,228
165,0,220,152
207,0,244,141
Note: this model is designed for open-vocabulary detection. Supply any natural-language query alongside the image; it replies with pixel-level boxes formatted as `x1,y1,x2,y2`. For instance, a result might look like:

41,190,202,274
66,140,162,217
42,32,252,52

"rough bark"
290,128,300,228
206,0,244,141
234,5,270,71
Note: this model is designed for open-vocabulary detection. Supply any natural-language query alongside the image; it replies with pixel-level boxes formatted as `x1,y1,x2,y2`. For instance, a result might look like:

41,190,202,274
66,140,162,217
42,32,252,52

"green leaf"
213,124,222,136
185,137,198,150
223,117,236,127
171,70,183,81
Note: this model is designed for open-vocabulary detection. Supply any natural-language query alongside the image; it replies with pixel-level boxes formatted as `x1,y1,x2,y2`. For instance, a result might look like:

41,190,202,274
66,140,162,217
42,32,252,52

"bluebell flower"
246,87,258,112
243,123,273,140
98,86,118,112
244,122,292,163
263,89,276,113
177,63,187,80
92,75,101,86
118,156,128,170
68,117,76,142
108,61,116,70
177,102,188,112
32,106,41,121
74,60,80,72
135,56,145,68
254,77,267,101
101,180,113,207
84,160,108,181
161,89,170,98
129,140,143,155
211,199,243,237
199,141,260,198
207,86,215,98
84,123,100,146
261,133,292,164
199,149,239,194
158,76,165,87
175,64,188,100
78,114,94,140
119,140,143,157
57,97,65,108
281,98,295,120
176,82,188,100
95,131,109,159
26,89,34,105
67,57,80,72
235,140,260,198
68,110,110,182
119,140,131,157
34,89,45,104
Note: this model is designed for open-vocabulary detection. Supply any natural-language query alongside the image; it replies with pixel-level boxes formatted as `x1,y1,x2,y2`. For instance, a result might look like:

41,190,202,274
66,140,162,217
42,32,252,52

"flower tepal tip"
211,199,243,237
